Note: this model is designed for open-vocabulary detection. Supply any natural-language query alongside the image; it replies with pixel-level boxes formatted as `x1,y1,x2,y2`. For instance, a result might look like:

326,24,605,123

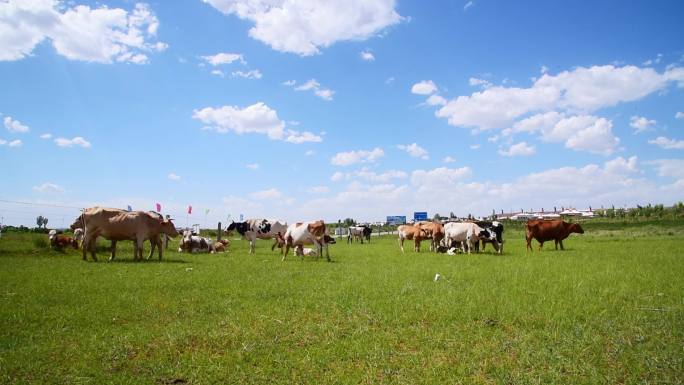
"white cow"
443,222,490,254
226,218,288,254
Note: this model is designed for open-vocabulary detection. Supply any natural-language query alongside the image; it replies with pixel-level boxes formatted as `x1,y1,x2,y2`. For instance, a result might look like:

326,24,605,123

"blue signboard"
413,212,428,221
386,216,406,225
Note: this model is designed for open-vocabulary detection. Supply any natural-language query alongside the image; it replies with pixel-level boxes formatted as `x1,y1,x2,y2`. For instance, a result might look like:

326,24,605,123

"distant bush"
32,237,49,249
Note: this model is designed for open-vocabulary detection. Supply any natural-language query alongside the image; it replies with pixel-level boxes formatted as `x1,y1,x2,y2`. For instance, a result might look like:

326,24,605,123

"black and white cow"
226,218,287,254
347,225,372,244
474,221,504,254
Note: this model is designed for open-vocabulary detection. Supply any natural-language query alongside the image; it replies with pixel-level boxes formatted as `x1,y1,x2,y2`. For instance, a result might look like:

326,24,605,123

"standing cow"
525,219,584,251
78,207,178,261
473,221,504,254
226,218,287,254
347,225,372,244
397,225,426,253
414,221,445,252
279,220,334,261
443,222,494,254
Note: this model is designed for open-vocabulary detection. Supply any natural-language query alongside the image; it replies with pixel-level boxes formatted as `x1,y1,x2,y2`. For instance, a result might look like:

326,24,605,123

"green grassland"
0,221,683,384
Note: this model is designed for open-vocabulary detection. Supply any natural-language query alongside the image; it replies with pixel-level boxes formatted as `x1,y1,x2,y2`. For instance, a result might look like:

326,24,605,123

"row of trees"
595,203,684,219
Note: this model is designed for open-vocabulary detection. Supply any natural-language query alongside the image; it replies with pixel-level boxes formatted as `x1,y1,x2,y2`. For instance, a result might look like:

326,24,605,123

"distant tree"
450,211,456,218
42,217,48,228
433,213,441,221
36,216,44,229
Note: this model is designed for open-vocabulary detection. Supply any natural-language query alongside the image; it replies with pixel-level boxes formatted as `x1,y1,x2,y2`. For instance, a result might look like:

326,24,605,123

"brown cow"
397,225,426,253
79,207,178,261
414,221,445,252
525,219,584,251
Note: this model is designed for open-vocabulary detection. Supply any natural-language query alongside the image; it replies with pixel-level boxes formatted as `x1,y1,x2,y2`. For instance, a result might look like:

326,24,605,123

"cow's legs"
109,240,117,261
525,236,533,252
136,238,145,261
559,239,564,250
249,239,256,254
324,243,330,262
538,241,544,252
282,243,290,261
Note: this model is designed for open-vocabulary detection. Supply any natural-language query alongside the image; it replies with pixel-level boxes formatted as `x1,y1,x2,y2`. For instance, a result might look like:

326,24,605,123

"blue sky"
1,0,683,227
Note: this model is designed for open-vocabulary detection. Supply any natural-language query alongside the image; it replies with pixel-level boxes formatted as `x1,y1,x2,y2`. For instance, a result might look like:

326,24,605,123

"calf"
293,235,337,257
178,231,216,253
525,220,584,251
48,230,78,249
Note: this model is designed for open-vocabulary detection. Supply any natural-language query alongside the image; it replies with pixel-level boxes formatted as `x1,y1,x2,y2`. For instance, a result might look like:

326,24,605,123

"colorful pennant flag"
188,205,192,214
155,203,161,212
127,205,132,212
205,208,210,215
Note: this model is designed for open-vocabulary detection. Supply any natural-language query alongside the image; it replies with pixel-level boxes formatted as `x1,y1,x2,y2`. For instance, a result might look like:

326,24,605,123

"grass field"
1,221,683,384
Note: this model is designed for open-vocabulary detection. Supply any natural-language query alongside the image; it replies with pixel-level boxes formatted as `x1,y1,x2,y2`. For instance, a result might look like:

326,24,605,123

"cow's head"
322,234,337,245
161,219,179,238
69,215,83,231
569,223,584,234
226,221,236,232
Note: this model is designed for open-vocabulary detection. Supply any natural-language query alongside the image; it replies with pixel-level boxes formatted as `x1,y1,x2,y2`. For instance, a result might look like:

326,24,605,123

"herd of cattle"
46,206,585,261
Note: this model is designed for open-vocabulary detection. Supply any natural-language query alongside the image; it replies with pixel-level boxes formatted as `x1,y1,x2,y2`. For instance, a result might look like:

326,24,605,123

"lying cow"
226,218,287,254
178,231,216,253
279,220,334,261
48,230,78,249
293,235,337,257
397,224,426,253
525,219,584,251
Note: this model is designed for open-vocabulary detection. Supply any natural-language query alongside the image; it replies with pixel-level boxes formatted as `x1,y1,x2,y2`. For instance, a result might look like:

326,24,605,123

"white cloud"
540,65,549,74
331,147,384,166
5,139,22,147
282,80,296,86
40,133,52,139
648,136,684,150
168,173,181,181
469,144,480,150
193,102,321,143
411,166,472,188
246,163,259,170
0,2,166,63
203,0,402,56
469,77,492,88
411,80,437,95
675,112,684,119
210,70,225,77
464,1,474,11
232,69,262,79
442,156,456,163
54,136,91,148
291,79,335,101
304,150,316,156
249,188,283,200
331,168,407,183
498,142,536,157
604,156,638,174
648,159,684,180
425,94,447,106
435,65,683,131
397,143,429,159
360,51,375,61
4,116,30,133
202,52,244,66
629,116,656,133
307,186,329,194
32,182,65,193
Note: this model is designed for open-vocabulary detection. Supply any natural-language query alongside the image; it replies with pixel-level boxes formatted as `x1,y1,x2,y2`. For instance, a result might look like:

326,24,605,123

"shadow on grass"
87,258,189,264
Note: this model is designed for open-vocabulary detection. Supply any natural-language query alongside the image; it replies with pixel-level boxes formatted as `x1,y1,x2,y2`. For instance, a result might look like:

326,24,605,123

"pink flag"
155,203,161,212
188,205,192,214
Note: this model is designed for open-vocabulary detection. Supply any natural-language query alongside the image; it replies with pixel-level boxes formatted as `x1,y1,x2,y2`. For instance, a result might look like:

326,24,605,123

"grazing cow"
414,221,445,252
279,220,334,261
48,230,78,249
347,225,372,244
525,219,584,251
443,222,492,254
178,231,216,253
473,221,504,254
78,207,179,261
397,225,426,253
226,218,287,254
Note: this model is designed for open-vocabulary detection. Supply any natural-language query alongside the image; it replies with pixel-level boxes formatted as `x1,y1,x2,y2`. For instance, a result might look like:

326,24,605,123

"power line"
0,199,85,210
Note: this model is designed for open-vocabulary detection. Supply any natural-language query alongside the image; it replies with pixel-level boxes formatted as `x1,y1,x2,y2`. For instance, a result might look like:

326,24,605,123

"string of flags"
122,203,241,223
